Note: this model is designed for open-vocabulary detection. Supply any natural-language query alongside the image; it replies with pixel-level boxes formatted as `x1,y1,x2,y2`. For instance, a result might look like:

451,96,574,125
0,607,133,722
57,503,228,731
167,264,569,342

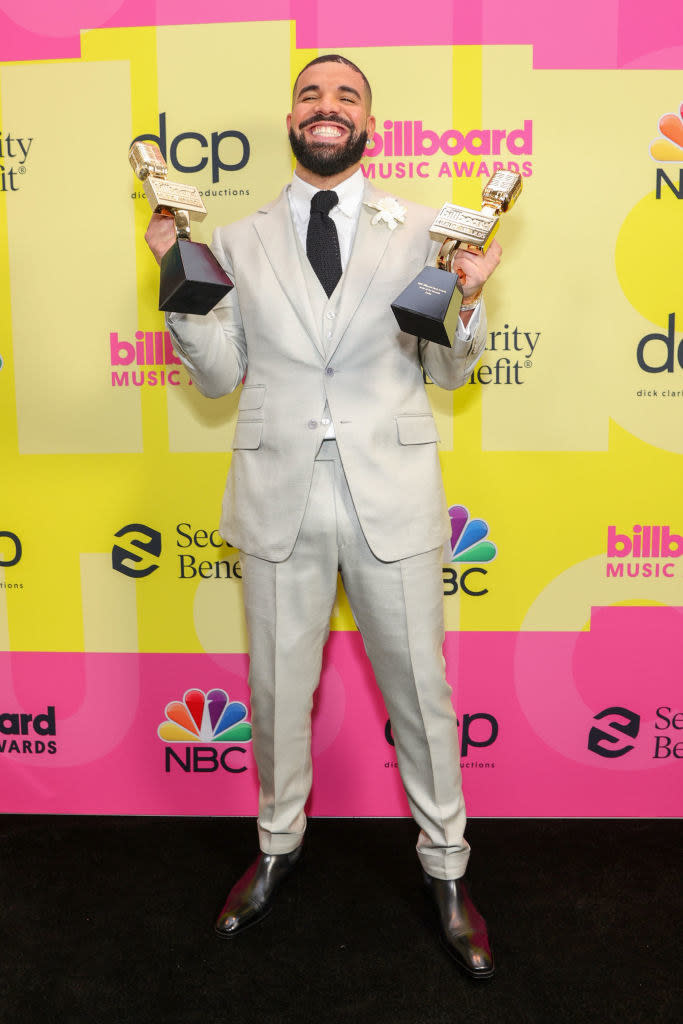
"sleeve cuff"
456,300,482,342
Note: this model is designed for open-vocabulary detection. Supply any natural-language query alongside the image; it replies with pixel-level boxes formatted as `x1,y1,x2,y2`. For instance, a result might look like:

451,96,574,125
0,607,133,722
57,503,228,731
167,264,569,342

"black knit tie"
306,190,342,297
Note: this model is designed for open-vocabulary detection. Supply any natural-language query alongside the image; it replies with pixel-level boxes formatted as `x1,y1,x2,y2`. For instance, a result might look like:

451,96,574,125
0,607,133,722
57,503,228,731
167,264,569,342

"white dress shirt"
288,168,365,271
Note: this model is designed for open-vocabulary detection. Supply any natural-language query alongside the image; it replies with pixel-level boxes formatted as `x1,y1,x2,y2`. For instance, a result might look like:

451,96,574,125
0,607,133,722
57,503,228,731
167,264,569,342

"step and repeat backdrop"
1,2,682,817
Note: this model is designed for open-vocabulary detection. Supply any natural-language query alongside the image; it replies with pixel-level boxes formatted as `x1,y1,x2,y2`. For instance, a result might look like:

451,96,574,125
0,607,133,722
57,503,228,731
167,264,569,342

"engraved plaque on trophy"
391,170,522,346
129,141,233,315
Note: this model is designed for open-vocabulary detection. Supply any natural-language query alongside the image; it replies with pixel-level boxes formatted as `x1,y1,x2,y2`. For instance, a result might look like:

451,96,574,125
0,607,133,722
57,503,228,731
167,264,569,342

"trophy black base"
391,266,463,347
159,239,233,315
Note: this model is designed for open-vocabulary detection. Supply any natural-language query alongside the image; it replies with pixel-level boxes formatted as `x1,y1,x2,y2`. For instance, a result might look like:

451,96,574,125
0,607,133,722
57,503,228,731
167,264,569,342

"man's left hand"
450,239,502,299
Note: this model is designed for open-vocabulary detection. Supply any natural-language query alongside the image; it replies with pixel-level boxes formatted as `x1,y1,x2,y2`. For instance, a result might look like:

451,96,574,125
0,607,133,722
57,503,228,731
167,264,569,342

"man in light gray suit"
146,54,501,979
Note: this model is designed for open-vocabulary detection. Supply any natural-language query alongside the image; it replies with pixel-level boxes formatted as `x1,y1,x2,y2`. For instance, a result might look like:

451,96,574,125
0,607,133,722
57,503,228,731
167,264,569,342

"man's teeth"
311,125,343,137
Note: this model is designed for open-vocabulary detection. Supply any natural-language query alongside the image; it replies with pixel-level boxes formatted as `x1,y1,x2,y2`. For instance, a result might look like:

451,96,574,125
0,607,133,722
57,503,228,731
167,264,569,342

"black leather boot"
215,847,303,937
423,872,495,980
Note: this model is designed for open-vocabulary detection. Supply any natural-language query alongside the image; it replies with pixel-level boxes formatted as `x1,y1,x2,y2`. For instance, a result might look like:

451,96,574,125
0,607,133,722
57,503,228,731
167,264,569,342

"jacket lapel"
252,187,324,359
328,183,394,361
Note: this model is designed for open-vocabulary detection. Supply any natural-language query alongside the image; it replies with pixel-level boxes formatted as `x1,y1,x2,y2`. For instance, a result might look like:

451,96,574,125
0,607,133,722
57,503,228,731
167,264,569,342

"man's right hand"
144,211,177,266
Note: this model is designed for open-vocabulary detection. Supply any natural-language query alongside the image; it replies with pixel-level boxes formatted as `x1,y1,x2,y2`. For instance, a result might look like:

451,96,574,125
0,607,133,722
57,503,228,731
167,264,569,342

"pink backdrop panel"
1,606,680,817
1,1,682,67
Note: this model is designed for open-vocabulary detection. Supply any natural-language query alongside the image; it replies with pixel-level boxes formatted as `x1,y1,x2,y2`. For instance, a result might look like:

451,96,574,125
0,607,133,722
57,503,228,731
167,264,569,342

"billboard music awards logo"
0,706,57,756
442,505,497,598
605,524,682,579
361,118,533,182
588,705,683,760
0,129,34,193
109,330,188,389
158,688,252,774
130,113,251,200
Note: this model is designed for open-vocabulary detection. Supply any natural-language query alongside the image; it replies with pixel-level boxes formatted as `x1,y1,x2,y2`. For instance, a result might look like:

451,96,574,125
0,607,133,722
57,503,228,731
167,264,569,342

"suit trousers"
240,440,470,880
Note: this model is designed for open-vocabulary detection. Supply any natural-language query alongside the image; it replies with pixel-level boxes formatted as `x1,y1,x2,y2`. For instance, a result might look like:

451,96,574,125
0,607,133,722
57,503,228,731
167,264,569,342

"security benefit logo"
469,323,541,387
158,688,252,774
587,707,640,758
0,706,57,756
112,524,162,579
111,522,241,581
588,705,683,760
443,505,497,598
424,324,541,388
385,712,498,770
0,129,34,193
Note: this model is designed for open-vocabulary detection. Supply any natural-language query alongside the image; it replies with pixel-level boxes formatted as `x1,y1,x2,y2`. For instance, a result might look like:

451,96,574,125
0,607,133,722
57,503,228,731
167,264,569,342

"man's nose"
315,92,342,115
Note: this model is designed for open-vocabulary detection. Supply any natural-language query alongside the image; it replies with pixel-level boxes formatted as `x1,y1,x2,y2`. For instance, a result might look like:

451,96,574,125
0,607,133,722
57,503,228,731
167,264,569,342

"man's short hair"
292,54,372,108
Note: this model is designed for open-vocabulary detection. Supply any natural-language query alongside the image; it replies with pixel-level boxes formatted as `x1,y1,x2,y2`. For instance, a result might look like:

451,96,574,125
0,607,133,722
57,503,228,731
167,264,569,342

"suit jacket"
167,181,487,562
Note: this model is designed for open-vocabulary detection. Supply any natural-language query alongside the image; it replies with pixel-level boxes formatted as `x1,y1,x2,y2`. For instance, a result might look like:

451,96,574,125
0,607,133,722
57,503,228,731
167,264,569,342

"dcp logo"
587,706,641,759
131,113,249,184
112,523,161,578
386,712,498,756
0,531,22,567
636,314,683,374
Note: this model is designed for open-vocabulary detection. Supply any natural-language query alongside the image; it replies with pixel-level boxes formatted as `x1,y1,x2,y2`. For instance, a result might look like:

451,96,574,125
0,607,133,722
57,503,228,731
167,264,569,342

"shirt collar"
290,168,365,219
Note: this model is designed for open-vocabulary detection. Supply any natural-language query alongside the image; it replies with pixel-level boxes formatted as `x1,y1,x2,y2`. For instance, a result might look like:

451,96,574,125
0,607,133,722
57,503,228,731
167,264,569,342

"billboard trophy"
129,141,233,315
392,170,522,346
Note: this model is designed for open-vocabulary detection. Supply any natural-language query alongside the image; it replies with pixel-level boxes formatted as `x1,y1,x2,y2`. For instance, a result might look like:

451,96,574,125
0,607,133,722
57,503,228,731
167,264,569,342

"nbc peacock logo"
650,104,683,162
158,688,252,744
448,505,497,563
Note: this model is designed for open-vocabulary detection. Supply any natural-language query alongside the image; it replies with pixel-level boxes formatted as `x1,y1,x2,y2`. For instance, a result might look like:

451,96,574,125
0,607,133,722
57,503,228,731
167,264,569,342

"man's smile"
297,113,354,144
309,124,345,139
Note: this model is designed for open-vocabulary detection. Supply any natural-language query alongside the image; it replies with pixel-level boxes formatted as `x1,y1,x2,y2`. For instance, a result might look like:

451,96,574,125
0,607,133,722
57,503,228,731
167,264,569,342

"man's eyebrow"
296,83,362,101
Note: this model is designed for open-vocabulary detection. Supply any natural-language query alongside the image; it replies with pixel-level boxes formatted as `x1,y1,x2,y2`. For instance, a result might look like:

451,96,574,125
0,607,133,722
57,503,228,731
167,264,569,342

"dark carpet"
0,816,680,1024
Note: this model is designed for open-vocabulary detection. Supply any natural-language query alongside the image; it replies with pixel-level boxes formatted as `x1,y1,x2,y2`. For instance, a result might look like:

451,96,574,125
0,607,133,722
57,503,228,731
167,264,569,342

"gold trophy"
391,170,522,346
129,141,232,315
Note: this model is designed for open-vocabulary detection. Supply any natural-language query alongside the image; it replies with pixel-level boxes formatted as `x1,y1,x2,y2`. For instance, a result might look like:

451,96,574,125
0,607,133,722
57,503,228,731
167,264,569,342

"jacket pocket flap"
232,420,263,450
238,385,266,411
396,415,440,445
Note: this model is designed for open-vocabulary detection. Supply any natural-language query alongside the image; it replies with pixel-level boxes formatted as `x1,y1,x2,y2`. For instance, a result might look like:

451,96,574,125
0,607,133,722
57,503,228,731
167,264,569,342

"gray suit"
168,181,488,879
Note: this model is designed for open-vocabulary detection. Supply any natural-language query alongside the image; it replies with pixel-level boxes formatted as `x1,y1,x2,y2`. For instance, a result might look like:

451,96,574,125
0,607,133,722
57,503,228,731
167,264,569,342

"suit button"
326,311,336,319
308,419,318,429
325,367,335,377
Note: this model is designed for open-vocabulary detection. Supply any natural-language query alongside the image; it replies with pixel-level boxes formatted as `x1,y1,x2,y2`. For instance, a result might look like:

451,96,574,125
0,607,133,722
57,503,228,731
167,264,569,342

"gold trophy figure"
391,170,522,346
129,141,232,315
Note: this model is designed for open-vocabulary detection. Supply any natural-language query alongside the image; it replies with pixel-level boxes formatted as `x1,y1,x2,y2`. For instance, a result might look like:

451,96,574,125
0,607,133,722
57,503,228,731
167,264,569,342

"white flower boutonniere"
364,195,407,231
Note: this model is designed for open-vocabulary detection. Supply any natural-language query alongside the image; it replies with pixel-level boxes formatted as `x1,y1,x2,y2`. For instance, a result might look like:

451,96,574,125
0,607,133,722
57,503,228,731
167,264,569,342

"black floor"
0,816,680,1023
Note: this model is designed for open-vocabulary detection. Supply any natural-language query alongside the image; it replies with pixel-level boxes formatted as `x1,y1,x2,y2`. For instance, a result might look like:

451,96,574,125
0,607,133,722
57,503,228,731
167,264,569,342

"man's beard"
289,117,368,177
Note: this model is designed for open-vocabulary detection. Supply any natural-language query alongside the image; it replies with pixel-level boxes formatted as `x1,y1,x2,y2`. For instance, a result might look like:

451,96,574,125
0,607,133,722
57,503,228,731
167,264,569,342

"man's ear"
286,113,292,132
